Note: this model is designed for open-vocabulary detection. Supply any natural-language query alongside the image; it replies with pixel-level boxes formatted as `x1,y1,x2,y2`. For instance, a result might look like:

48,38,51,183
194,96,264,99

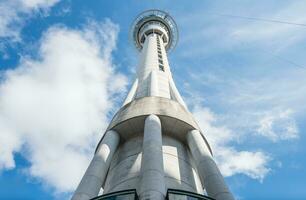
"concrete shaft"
134,33,185,107
139,114,166,200
72,130,120,200
187,130,235,200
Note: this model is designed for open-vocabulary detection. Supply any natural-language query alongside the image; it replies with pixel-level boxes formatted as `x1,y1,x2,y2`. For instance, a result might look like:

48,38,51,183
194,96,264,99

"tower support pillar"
139,114,166,200
187,130,235,200
123,78,138,106
72,130,120,200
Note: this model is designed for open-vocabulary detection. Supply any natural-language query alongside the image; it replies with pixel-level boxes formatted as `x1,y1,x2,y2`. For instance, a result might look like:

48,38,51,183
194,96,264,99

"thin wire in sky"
211,13,306,70
268,52,306,71
213,13,306,27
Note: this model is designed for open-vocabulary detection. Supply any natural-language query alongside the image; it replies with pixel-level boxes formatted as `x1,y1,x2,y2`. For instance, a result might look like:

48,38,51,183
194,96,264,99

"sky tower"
72,10,235,200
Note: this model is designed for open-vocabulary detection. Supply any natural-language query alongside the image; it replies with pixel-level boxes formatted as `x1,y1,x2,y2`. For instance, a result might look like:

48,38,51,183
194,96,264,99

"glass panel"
91,190,138,200
159,65,165,71
167,189,215,200
102,193,135,200
169,193,198,200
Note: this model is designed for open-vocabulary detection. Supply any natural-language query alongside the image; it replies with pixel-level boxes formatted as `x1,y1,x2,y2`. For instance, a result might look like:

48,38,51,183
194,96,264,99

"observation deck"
131,9,178,52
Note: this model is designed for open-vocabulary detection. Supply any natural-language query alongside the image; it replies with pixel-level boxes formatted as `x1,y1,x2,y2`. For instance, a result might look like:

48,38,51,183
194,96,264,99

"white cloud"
21,0,60,9
0,19,127,194
257,109,298,142
0,0,60,41
192,105,270,181
217,148,270,181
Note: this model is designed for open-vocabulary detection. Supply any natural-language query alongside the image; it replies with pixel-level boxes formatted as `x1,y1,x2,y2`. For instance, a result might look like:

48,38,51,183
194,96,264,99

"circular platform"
130,9,179,52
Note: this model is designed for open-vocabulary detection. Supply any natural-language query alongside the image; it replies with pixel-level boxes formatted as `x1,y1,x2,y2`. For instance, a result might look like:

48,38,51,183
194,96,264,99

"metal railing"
167,189,215,200
90,188,214,200
90,189,138,200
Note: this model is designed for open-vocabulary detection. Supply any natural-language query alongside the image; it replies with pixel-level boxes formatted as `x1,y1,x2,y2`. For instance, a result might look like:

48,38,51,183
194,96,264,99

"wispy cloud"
256,109,298,142
180,37,305,183
230,1,306,51
176,1,306,58
185,67,305,143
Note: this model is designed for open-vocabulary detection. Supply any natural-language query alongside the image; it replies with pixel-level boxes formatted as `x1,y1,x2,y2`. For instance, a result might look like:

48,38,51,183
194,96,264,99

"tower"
72,10,235,200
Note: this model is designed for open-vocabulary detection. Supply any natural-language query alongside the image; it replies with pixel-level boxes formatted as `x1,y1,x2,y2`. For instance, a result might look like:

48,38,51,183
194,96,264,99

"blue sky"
0,0,306,200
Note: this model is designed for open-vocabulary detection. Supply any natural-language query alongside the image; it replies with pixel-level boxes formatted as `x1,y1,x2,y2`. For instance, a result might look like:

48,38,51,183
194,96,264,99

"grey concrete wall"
162,136,203,193
72,130,120,200
187,130,235,200
108,97,200,132
103,134,204,196
103,136,143,193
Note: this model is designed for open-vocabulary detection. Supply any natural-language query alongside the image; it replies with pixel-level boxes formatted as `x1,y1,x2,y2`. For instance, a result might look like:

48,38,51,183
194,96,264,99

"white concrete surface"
139,114,166,200
150,71,159,96
72,130,120,200
169,78,187,109
187,130,235,200
123,78,138,106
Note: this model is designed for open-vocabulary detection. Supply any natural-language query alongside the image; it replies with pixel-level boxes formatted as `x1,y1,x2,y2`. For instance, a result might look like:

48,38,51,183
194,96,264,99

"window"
159,65,164,71
157,36,164,72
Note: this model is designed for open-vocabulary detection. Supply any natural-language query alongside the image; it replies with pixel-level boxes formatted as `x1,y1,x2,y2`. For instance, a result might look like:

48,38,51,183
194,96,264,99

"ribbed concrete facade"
72,9,235,200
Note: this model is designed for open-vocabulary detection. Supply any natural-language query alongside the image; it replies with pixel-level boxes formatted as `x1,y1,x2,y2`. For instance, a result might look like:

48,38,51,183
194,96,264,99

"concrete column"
169,78,187,109
139,114,166,200
187,130,235,200
72,130,120,200
123,78,138,106
150,71,159,96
